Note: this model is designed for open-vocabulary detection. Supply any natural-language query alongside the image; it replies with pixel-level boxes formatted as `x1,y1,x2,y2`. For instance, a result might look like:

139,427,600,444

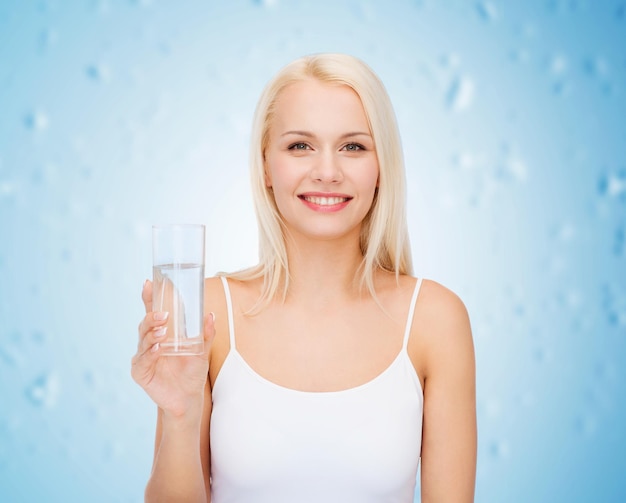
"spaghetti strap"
402,278,423,350
220,276,236,351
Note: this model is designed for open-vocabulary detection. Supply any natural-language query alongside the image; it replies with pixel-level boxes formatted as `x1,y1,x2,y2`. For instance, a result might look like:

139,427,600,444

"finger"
131,340,162,385
204,312,217,347
137,311,169,352
142,279,153,314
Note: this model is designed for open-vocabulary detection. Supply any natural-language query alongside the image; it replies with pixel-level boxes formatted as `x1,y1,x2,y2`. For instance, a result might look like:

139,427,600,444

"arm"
132,280,216,503
145,382,212,502
414,281,477,502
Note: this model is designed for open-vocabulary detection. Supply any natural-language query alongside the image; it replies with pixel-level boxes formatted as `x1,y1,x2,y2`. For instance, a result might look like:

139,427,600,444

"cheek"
362,160,380,193
265,154,297,191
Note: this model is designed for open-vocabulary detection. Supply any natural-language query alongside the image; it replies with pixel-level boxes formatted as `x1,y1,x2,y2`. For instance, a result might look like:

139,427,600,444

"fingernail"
154,311,169,321
143,279,149,289
210,312,216,323
151,342,160,353
154,326,167,338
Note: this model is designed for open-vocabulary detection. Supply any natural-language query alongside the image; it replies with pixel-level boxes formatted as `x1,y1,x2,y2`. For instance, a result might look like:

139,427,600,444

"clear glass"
152,224,205,356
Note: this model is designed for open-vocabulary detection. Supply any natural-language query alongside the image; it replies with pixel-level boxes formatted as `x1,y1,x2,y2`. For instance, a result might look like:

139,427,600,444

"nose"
311,151,343,183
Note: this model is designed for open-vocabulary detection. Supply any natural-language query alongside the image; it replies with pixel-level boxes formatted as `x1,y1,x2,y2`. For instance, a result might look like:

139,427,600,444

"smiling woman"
132,53,477,503
264,80,380,245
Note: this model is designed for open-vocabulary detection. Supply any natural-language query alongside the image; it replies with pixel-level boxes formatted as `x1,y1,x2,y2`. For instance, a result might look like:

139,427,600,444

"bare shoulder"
205,275,226,302
205,275,264,387
417,279,470,327
411,279,474,379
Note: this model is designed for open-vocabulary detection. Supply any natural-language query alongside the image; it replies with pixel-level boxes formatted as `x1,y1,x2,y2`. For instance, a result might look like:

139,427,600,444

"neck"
283,233,366,306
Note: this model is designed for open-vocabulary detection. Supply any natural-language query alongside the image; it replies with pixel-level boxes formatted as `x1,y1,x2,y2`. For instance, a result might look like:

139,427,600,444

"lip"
298,192,353,212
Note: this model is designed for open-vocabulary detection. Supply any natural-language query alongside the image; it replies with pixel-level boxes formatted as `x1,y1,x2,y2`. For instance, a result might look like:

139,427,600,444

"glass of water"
152,224,205,356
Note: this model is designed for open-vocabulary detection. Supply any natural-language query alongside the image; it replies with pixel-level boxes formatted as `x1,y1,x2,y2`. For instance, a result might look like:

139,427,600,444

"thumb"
204,312,217,346
142,279,153,313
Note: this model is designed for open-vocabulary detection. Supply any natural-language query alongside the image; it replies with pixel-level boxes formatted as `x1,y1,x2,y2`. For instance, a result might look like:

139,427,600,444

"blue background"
1,1,625,501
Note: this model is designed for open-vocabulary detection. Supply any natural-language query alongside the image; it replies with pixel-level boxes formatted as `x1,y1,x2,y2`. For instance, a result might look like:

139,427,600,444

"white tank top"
210,276,424,503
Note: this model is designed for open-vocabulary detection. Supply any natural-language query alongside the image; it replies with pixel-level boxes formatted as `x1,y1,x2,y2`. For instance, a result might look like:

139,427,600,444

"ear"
264,162,272,188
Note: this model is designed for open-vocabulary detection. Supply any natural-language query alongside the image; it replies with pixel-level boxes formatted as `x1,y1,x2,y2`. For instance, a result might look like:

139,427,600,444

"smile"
299,195,351,206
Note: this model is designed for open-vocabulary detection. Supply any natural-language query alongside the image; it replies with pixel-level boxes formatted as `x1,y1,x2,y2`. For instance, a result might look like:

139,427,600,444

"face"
264,80,379,244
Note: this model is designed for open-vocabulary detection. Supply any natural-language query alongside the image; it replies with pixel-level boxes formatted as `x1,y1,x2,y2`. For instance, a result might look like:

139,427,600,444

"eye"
288,142,310,151
342,143,365,152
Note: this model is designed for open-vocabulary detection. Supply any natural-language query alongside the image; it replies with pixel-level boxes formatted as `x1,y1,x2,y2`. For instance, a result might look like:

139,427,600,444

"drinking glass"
152,224,205,356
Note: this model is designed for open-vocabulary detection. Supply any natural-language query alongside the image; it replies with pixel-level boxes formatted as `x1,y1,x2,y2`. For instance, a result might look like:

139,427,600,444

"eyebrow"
280,130,372,139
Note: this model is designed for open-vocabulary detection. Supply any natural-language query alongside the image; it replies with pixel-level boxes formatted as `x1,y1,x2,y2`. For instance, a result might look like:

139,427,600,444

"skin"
132,79,476,502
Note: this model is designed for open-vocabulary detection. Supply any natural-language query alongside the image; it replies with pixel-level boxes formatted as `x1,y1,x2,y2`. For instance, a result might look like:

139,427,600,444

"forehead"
270,80,370,132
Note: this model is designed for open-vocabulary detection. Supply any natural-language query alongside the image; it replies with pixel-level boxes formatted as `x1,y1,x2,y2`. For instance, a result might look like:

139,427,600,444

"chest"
233,301,407,392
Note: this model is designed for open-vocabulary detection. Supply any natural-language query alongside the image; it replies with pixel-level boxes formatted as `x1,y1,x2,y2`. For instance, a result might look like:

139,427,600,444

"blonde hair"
228,53,412,307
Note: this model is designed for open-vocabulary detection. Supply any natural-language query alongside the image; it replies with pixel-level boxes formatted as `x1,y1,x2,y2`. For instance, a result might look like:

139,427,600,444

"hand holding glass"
152,224,205,356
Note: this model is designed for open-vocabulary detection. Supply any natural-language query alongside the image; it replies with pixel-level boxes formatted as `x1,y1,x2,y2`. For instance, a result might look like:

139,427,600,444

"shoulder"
410,279,474,380
205,276,234,388
204,274,261,337
205,274,264,388
205,275,225,299
416,279,470,327
204,274,260,304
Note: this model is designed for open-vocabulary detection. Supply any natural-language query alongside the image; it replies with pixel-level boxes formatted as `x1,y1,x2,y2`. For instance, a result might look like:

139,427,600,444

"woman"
132,53,476,502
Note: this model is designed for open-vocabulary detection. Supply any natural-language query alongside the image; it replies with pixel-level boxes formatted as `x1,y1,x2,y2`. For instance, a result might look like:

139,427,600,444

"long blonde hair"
228,53,412,307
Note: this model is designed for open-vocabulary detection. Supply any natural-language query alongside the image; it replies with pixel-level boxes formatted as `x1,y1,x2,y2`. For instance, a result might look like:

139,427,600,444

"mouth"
298,194,352,206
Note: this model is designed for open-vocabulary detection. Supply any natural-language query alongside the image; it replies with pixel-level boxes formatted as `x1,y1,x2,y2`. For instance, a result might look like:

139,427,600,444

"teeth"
303,196,348,205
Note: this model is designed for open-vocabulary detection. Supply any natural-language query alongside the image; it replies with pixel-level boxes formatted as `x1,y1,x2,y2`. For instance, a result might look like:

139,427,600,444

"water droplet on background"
25,372,60,408
549,54,568,75
30,162,59,186
38,28,58,51
31,331,46,345
513,302,526,317
485,398,501,419
24,110,50,131
83,370,100,390
598,169,626,199
252,0,279,7
498,156,528,183
0,179,18,199
86,63,112,83
60,248,72,263
547,0,584,14
551,222,576,243
602,284,626,328
552,80,570,96
556,289,582,310
574,415,597,436
92,0,111,15
452,151,477,170
532,345,550,363
103,439,125,461
447,75,475,111
476,1,497,22
440,52,461,69
594,360,617,382
489,439,510,459
0,344,23,366
510,48,531,64
584,56,609,78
